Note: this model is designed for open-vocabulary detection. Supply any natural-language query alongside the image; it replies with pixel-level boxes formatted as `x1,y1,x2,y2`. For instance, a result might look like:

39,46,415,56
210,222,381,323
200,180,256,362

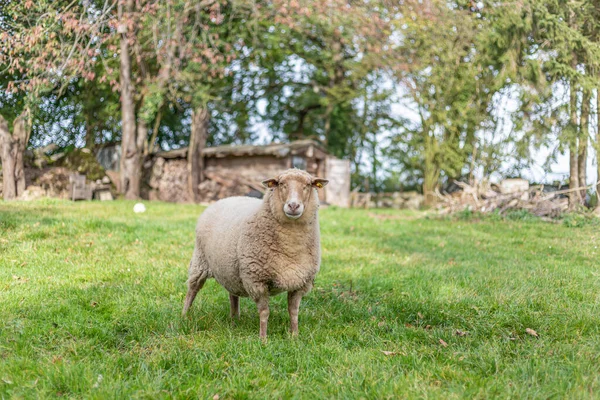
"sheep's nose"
287,202,300,212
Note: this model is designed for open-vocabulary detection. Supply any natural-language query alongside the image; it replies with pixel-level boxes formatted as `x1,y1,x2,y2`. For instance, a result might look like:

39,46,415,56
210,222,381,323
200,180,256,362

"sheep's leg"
182,254,209,316
287,290,303,336
229,294,240,319
254,295,270,339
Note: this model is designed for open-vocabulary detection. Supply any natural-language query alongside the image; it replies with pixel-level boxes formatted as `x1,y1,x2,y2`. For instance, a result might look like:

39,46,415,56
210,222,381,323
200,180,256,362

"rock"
96,190,113,201
56,148,107,181
18,186,46,201
404,195,424,210
31,167,72,199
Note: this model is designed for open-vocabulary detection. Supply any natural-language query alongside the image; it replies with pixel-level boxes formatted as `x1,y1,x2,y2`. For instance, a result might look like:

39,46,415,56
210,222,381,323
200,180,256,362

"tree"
518,0,600,208
109,0,258,199
0,0,113,199
391,0,493,204
251,0,397,159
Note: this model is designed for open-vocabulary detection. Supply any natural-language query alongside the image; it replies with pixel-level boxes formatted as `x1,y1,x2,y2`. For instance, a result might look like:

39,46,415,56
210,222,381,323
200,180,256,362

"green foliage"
55,148,107,181
560,212,600,228
2,202,600,397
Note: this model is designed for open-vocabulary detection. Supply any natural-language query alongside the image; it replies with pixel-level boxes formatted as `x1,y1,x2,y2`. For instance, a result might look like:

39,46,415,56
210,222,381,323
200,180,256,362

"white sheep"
182,169,328,338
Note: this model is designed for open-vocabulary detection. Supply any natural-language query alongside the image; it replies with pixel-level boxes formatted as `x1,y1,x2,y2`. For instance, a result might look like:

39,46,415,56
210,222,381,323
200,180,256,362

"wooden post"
188,107,209,202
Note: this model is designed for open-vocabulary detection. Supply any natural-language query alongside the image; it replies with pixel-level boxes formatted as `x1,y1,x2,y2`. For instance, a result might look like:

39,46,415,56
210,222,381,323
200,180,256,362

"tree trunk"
596,87,600,213
423,133,439,206
0,112,30,200
568,81,581,209
84,110,95,151
188,107,209,202
578,89,590,201
0,115,17,200
118,0,142,199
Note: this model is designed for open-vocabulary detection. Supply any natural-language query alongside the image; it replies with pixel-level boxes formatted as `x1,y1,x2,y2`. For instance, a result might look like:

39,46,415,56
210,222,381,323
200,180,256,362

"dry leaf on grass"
525,328,539,338
381,351,399,356
439,339,448,347
455,330,469,337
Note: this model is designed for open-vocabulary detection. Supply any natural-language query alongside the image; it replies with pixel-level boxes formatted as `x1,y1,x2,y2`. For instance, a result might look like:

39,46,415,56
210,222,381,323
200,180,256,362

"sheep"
182,168,329,338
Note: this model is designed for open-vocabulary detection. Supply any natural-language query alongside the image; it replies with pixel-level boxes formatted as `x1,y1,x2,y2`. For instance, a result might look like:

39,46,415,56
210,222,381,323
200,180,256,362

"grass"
1,200,600,399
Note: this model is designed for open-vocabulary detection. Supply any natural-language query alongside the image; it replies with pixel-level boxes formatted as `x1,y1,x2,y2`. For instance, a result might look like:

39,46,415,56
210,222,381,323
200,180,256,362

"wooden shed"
143,140,351,206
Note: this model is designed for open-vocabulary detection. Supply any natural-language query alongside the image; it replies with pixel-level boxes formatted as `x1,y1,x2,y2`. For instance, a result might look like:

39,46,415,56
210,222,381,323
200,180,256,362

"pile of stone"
350,191,425,210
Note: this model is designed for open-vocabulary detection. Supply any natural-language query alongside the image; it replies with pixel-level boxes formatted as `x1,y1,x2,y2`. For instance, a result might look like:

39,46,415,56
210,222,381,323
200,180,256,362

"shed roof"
154,139,329,160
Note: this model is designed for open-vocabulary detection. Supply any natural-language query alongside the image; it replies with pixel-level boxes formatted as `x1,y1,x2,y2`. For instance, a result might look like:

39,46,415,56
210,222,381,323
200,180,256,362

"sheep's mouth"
284,211,303,219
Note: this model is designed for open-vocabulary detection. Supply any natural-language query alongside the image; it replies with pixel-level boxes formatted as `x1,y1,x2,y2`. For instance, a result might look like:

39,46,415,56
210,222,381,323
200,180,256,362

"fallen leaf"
424,325,432,330
381,350,398,356
525,328,539,338
455,330,469,337
213,394,220,400
417,312,424,319
439,339,448,347
404,323,414,328
90,301,98,307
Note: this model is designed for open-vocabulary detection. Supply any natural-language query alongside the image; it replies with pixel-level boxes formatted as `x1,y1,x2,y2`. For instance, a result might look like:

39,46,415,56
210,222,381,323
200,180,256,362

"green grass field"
1,200,600,399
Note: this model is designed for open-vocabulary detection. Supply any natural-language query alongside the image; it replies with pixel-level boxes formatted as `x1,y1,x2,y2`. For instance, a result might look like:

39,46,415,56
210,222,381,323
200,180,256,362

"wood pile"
435,180,574,217
145,157,266,203
146,158,191,202
198,171,265,202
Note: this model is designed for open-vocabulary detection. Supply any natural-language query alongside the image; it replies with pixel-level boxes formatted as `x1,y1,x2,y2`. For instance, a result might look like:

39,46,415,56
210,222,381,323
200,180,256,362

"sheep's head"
262,169,328,222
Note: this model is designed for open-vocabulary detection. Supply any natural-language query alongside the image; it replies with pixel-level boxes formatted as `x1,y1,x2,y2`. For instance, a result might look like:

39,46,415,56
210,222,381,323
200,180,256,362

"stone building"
99,140,351,206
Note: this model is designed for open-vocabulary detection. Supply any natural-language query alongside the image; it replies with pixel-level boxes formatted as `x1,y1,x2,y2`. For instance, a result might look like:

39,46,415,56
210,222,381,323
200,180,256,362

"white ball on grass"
133,203,146,213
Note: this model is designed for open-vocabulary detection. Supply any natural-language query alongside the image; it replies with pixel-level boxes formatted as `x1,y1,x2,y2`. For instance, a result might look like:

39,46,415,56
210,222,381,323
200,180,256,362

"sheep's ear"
262,178,279,189
312,178,329,189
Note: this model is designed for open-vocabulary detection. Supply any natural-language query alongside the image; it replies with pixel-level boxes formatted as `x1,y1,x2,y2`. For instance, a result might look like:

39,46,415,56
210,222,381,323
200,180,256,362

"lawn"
1,200,600,399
